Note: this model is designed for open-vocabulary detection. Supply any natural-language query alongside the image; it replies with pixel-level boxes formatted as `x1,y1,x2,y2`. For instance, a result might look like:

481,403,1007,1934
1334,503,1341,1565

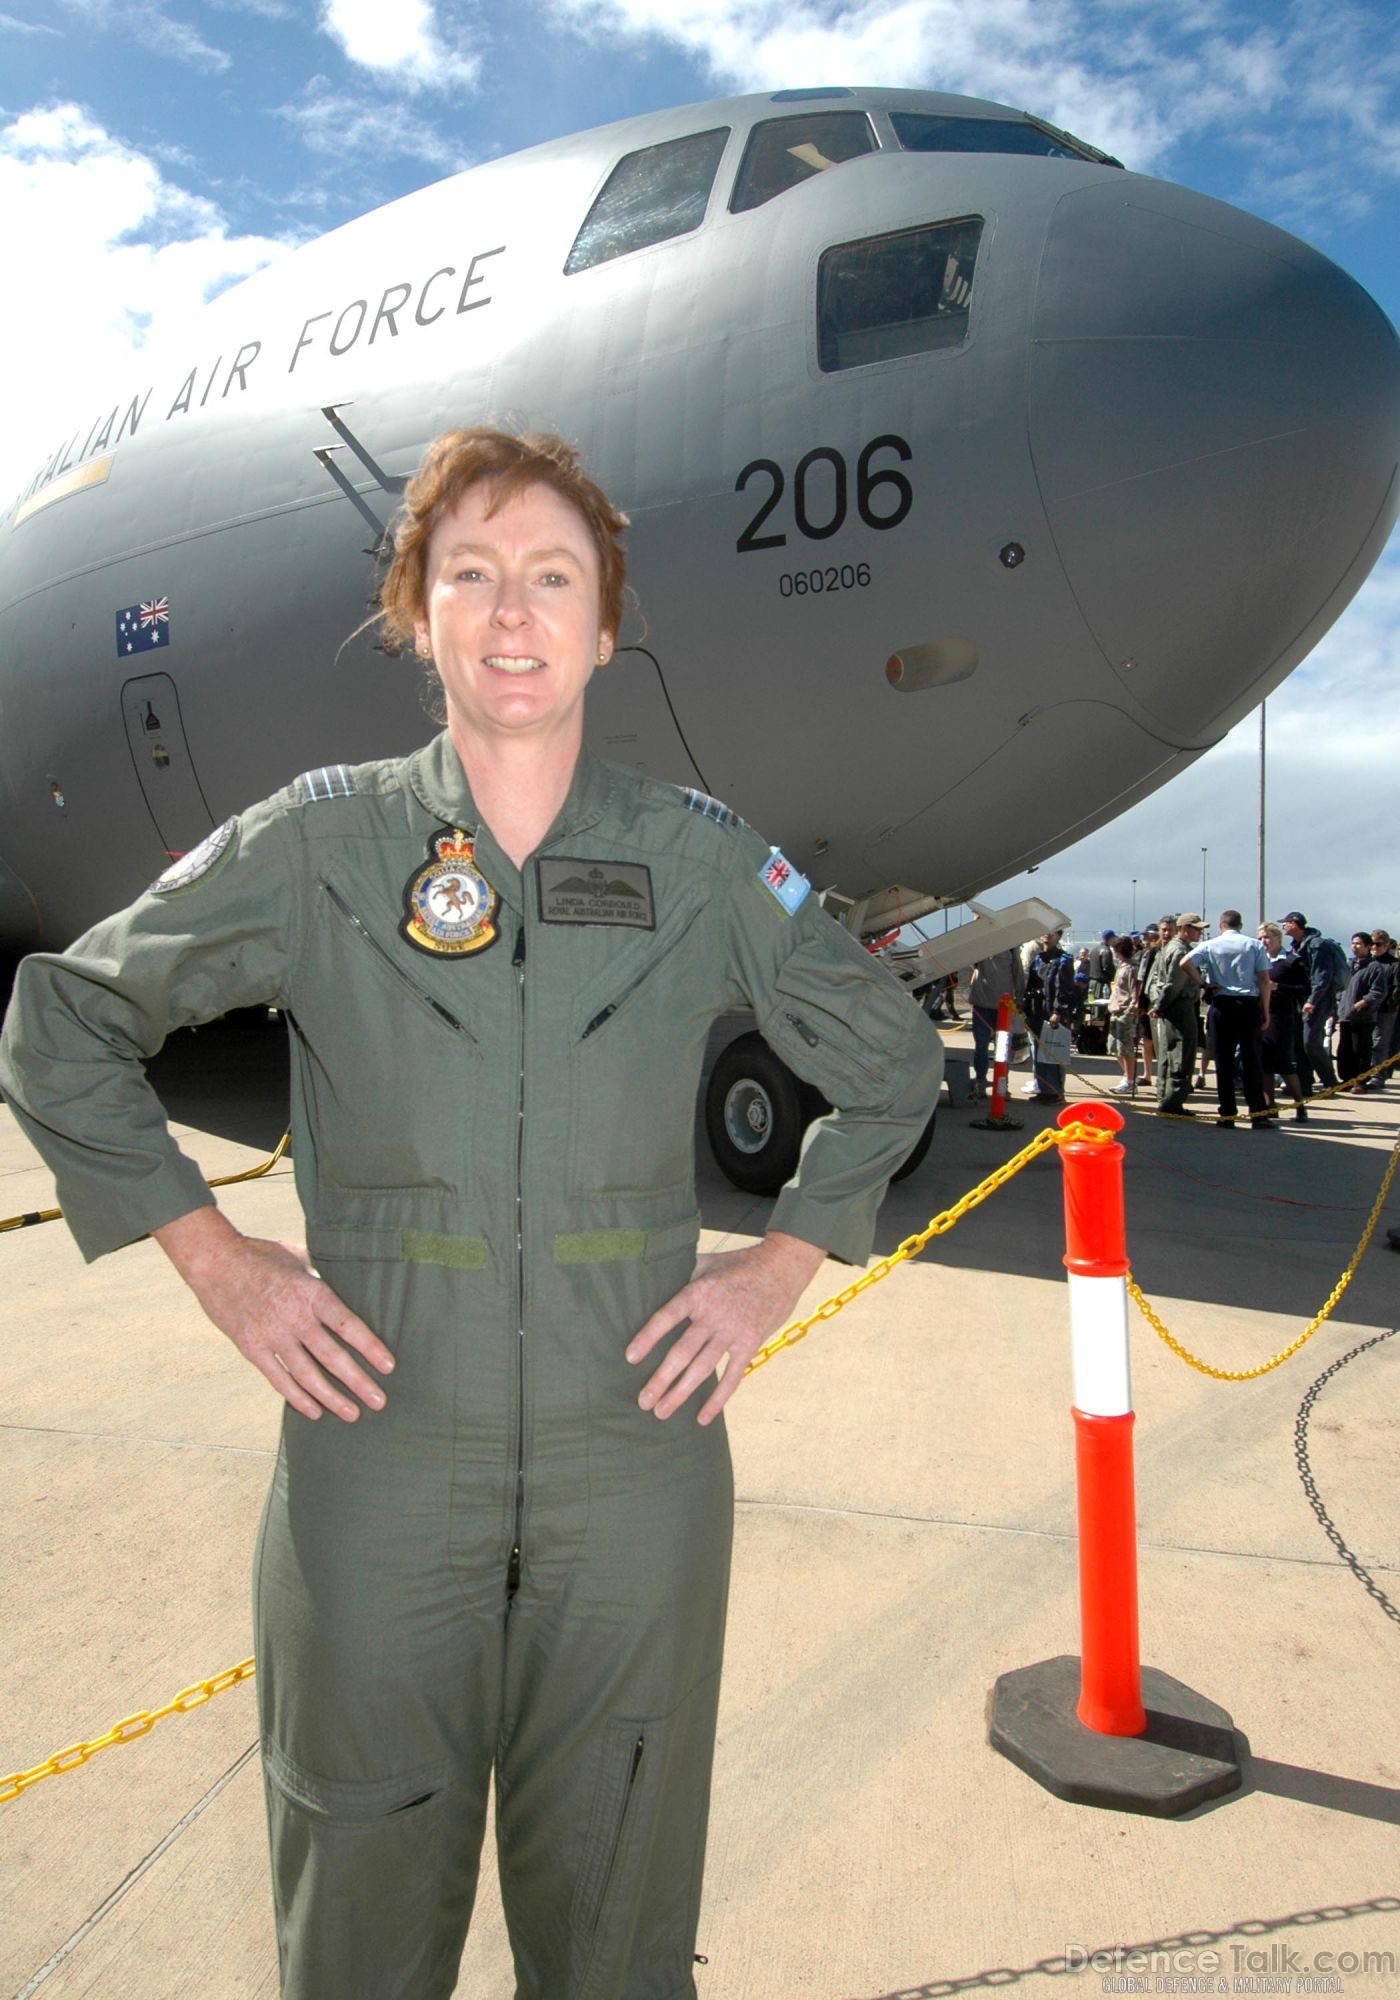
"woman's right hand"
153,1206,394,1421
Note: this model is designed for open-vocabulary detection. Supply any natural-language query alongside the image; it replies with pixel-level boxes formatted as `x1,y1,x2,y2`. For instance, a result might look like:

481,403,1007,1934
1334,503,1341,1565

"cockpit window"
817,218,983,373
565,128,729,275
729,112,877,215
890,111,1102,163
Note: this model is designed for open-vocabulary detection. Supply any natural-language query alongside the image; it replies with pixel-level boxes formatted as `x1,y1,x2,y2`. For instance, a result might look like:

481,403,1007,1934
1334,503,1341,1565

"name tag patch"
758,848,810,915
537,858,655,928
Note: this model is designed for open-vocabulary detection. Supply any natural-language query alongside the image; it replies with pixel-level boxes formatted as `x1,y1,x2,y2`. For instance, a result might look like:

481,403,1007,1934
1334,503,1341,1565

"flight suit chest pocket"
302,875,483,1194
566,885,711,1196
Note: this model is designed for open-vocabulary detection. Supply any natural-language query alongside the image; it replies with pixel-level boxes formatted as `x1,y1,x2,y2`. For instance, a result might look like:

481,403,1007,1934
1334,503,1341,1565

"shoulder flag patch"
758,847,810,916
297,764,356,804
683,787,740,830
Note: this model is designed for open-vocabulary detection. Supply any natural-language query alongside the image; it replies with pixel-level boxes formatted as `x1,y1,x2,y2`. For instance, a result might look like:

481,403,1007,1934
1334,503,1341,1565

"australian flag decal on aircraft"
116,597,170,655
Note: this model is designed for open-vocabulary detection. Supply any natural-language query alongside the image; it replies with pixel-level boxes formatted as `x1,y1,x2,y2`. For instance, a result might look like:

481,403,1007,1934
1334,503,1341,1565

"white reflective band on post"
995,1031,1010,1063
1067,1273,1132,1417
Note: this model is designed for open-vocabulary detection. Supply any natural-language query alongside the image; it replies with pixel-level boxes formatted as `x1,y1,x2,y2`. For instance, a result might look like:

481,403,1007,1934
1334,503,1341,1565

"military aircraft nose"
1028,179,1400,738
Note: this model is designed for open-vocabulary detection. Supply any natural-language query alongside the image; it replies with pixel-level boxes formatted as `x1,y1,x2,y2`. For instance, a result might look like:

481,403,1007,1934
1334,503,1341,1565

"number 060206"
778,563,872,598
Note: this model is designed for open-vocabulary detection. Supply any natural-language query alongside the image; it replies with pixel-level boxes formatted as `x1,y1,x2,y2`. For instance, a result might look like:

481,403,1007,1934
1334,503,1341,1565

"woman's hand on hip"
625,1230,826,1425
152,1205,394,1422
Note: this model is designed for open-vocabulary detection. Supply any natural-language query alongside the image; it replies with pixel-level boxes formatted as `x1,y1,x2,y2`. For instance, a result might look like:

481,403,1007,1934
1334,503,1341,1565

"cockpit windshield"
729,112,877,214
565,128,729,275
890,111,1111,164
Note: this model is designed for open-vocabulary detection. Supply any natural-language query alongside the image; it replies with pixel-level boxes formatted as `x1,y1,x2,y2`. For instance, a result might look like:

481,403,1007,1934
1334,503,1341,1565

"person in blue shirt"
1182,910,1273,1128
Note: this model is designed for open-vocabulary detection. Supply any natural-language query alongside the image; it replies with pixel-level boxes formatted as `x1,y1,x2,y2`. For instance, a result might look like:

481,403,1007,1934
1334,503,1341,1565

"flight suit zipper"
320,880,473,1038
578,890,706,1040
507,922,527,1599
589,1733,646,1933
779,1005,884,1089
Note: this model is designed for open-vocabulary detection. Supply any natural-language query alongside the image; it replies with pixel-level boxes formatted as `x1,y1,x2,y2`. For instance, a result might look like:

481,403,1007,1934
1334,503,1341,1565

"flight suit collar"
404,731,617,911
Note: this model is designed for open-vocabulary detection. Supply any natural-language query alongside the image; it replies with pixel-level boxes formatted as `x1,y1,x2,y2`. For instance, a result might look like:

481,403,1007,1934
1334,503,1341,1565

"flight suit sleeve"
0,799,301,1261
720,829,943,1264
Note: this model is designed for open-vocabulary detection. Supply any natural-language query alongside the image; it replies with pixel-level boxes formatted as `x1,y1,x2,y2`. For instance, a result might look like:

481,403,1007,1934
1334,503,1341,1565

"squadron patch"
401,827,499,956
149,818,238,895
537,858,655,929
757,847,810,916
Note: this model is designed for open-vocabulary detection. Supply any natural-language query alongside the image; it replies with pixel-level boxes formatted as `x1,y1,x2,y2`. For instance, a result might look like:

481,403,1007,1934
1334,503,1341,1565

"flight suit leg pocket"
263,1745,468,1999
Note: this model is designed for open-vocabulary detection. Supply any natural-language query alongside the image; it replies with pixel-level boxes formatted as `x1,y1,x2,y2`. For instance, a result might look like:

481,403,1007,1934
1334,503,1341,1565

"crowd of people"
963,911,1398,1123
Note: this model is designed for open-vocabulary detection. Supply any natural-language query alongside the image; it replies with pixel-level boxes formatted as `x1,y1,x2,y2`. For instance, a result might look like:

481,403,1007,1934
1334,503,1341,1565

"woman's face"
413,479,613,745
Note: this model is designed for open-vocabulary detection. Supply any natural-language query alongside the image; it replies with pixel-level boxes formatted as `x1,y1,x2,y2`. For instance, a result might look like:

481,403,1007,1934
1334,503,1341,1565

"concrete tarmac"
3,1019,1398,2000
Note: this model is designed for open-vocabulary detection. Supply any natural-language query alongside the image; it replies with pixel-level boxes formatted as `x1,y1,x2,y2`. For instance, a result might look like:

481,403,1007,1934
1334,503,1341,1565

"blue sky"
2,0,1397,937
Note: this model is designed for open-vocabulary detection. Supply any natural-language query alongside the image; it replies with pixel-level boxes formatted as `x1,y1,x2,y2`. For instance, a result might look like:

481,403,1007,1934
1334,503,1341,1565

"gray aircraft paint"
1,86,1397,951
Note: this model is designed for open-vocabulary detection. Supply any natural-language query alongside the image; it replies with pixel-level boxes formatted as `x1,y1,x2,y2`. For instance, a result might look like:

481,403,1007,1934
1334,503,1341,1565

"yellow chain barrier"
1131,1121,1400,1380
2,1119,1111,1807
0,1131,291,1234
743,1117,1111,1374
8,1095,1396,1802
0,1658,255,1804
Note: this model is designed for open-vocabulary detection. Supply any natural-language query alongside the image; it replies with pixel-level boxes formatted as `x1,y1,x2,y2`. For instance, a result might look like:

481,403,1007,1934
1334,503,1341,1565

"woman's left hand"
625,1230,827,1425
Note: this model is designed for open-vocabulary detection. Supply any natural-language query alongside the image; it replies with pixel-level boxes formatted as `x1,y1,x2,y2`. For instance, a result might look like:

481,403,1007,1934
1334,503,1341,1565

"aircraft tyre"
705,1032,822,1196
704,1033,936,1195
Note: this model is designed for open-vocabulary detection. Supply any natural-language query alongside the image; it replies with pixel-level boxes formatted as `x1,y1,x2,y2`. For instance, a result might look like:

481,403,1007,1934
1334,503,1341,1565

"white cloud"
0,102,290,505
276,74,475,175
538,0,1182,166
540,0,1400,202
318,0,479,92
52,0,231,71
0,10,63,32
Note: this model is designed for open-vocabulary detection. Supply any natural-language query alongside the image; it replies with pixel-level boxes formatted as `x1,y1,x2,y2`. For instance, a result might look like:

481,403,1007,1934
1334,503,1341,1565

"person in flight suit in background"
1146,913,1204,1117
0,427,943,2000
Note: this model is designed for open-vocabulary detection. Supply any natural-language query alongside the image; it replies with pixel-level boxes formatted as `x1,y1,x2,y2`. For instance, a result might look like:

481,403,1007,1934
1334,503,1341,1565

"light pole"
1131,878,1137,929
1257,700,1267,927
1201,847,1208,918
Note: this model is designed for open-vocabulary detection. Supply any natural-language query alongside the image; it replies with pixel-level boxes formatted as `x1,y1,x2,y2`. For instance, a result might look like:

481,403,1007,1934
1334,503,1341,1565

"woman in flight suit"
0,428,943,1999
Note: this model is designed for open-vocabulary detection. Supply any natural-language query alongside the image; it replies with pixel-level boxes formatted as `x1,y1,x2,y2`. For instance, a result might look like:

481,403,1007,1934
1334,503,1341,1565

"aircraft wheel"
705,1033,820,1196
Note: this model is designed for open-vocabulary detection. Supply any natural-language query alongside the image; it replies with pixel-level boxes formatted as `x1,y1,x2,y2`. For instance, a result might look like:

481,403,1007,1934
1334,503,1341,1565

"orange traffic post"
987,1102,1243,1815
1058,1102,1145,1735
970,991,1023,1131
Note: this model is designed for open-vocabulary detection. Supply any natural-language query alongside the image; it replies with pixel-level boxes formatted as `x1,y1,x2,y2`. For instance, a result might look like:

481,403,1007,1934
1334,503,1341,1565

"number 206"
735,435,913,553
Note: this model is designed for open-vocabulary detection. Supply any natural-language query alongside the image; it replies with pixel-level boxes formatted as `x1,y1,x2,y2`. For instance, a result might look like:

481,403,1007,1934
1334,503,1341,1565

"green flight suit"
0,732,943,2000
1145,936,1199,1113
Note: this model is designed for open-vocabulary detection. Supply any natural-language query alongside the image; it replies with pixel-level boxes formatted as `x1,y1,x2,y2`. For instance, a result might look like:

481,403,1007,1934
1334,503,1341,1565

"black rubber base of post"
988,1654,1242,1817
969,1114,1024,1130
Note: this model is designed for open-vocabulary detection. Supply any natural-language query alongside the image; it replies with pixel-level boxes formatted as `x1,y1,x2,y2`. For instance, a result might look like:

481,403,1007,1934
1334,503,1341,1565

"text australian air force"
9,245,507,517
